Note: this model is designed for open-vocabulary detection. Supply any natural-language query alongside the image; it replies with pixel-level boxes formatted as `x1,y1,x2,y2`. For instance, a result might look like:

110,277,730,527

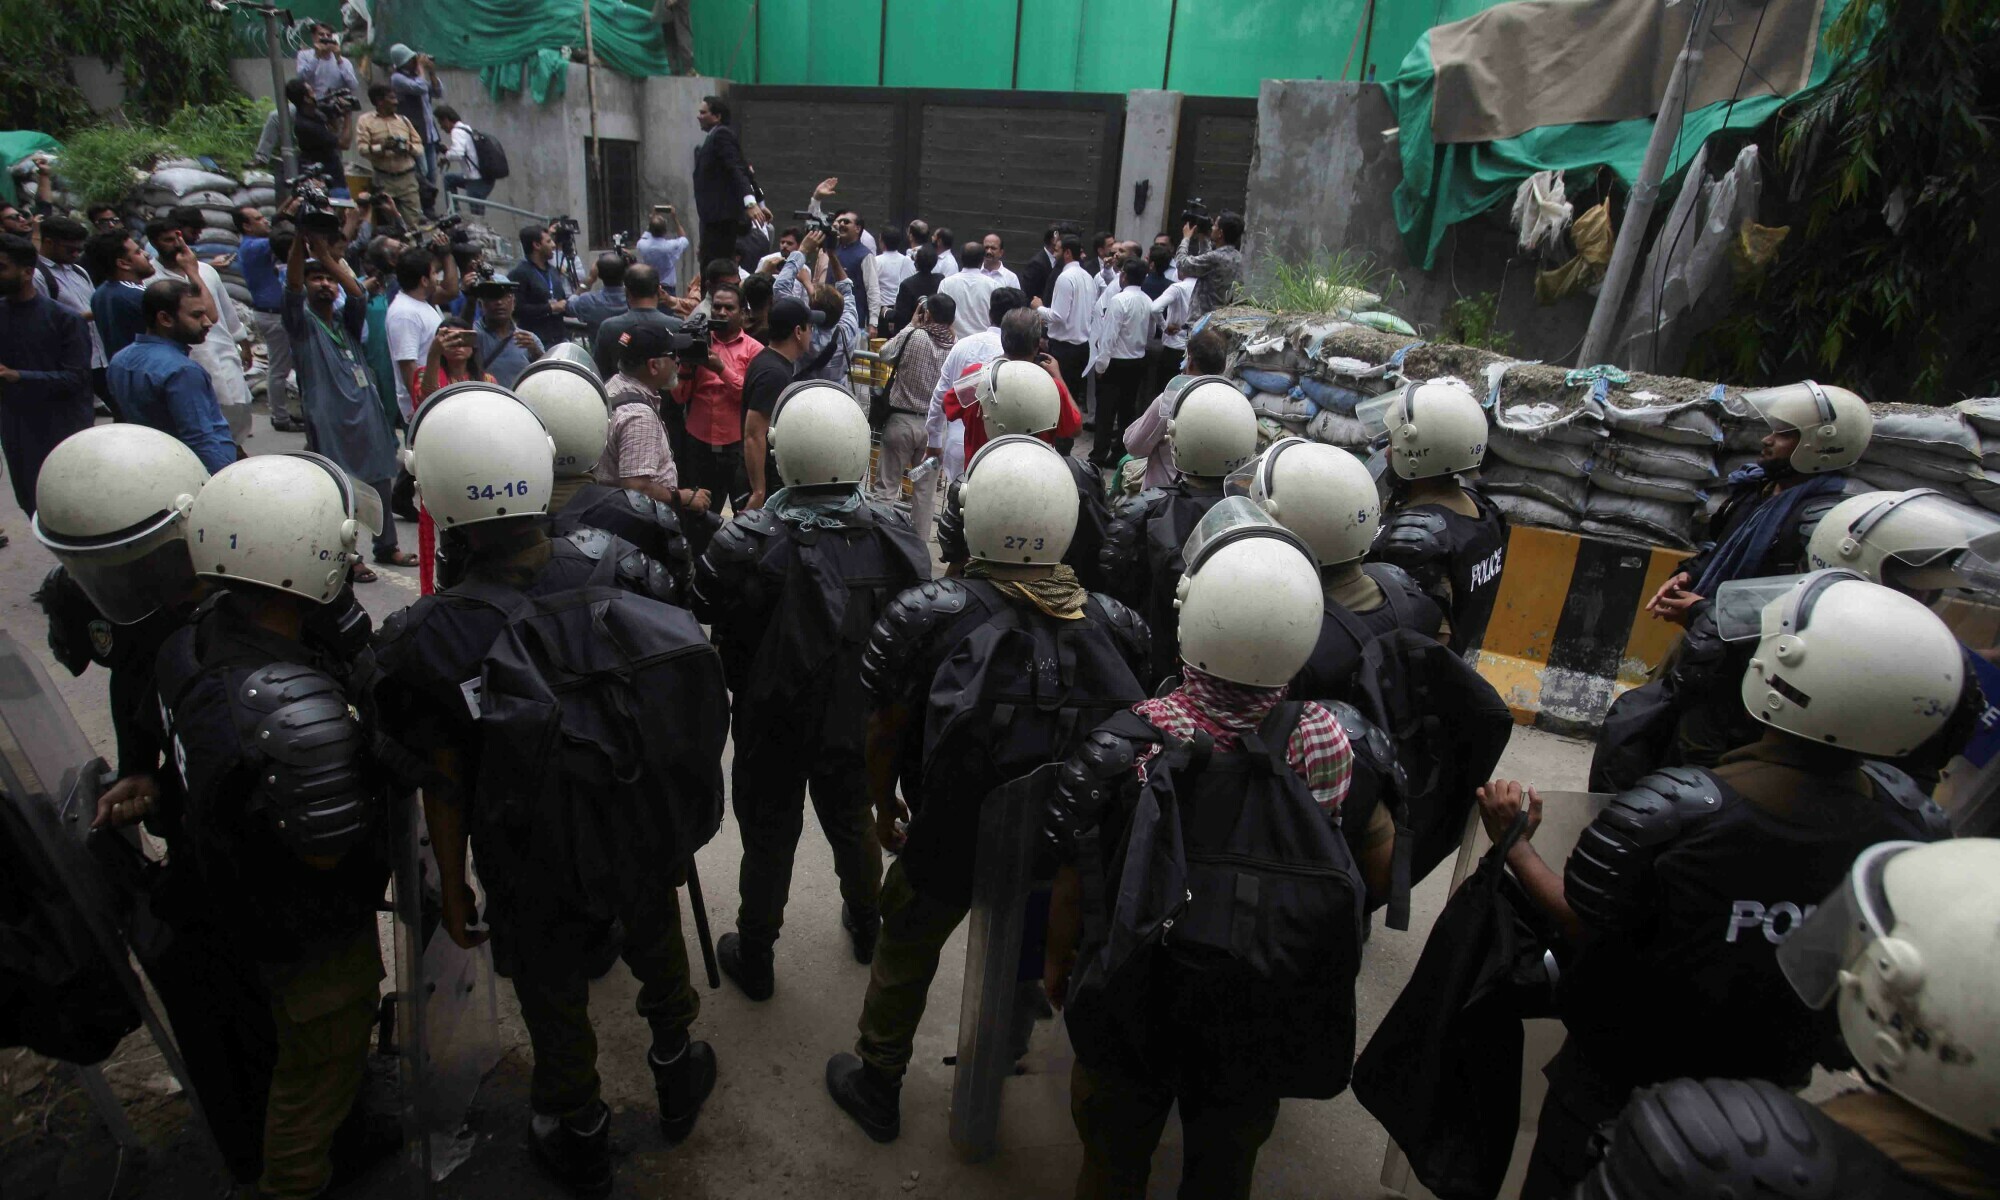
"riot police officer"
513,346,695,603
1098,375,1260,688
824,435,1149,1143
1576,837,2000,1199
1365,379,1508,654
1234,435,1443,703
1044,501,1393,1200
372,385,727,1196
1479,571,1959,1199
1598,487,1999,787
937,348,1112,590
153,452,393,1200
1646,379,1874,624
691,380,932,999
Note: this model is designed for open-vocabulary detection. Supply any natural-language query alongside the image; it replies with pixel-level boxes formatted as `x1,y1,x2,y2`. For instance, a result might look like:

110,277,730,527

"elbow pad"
1566,767,1723,933
238,663,378,859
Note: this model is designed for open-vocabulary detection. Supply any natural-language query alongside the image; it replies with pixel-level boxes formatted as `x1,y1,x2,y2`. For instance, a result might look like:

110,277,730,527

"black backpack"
471,129,510,180
1354,630,1513,919
456,542,728,932
898,581,1145,907
1065,703,1366,1102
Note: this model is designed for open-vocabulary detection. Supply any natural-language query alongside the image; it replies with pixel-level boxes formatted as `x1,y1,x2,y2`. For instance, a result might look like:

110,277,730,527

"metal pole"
263,7,299,185
583,0,602,241
1575,0,1721,368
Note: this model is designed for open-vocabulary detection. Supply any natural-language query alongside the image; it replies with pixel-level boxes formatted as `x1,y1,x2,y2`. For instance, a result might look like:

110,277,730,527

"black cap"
618,321,678,360
767,298,811,341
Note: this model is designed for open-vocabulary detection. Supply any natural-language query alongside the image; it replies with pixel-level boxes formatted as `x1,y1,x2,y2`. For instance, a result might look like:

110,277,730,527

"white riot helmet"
770,381,870,487
1361,379,1488,480
1805,488,2000,592
32,425,210,623
539,340,602,377
512,357,608,479
1167,376,1259,478
1715,570,1962,756
1742,380,1872,474
186,452,382,604
1174,497,1323,686
959,435,1078,565
1229,437,1380,567
406,381,555,527
974,358,1061,438
1779,838,2000,1144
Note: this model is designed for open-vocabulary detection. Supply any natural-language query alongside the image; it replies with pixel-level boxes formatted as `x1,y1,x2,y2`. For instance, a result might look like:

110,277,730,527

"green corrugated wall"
694,0,1486,94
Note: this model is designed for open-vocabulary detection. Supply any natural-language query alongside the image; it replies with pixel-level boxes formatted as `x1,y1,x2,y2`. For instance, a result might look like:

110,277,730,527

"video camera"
675,312,712,367
464,267,517,299
550,215,581,257
319,86,361,115
1180,195,1210,230
610,230,633,260
291,163,352,236
793,209,833,240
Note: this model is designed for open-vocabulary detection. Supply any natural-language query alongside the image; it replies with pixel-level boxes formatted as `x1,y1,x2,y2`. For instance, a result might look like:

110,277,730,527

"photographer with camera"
1173,206,1244,321
671,281,760,512
468,273,542,388
295,23,359,135
387,44,445,208
275,79,348,192
639,206,691,292
508,225,573,347
772,229,860,385
357,84,424,224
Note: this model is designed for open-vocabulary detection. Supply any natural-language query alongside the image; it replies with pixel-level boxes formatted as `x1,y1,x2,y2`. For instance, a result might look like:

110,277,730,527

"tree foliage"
0,0,243,138
1693,0,1999,403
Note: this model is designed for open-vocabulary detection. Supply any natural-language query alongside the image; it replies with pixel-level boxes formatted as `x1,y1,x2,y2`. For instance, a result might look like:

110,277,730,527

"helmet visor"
1181,494,1317,574
1224,437,1309,503
1743,381,1835,434
288,451,384,535
56,525,198,624
1776,840,1916,1008
1854,491,2000,582
1712,575,1806,642
1355,389,1405,439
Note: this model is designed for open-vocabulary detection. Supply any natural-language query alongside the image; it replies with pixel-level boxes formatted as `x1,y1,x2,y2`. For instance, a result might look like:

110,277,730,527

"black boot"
650,1037,717,1144
529,1099,612,1198
841,903,879,965
717,933,774,1001
825,1052,901,1143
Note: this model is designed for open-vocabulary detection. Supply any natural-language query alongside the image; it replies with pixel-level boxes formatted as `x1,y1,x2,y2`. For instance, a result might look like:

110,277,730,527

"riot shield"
391,796,505,1190
949,764,1056,1162
0,631,216,1167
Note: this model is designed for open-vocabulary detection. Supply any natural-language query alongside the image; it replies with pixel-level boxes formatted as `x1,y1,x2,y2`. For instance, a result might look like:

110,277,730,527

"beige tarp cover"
1429,0,1826,145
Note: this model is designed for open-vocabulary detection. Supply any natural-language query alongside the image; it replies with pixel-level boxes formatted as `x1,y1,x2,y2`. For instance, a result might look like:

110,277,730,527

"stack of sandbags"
8,153,82,213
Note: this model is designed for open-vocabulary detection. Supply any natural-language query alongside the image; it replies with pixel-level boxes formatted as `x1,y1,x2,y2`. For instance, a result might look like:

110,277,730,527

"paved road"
0,412,1595,1199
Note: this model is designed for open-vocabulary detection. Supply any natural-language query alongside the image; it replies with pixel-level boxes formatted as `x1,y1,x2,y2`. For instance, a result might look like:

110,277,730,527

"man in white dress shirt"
1038,233,1095,414
977,233,1020,290
1088,258,1154,467
934,243,995,341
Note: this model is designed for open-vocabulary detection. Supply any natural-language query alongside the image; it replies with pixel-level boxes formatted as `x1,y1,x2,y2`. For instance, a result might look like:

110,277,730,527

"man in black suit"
887,245,944,337
693,95,758,273
736,204,774,273
1016,223,1066,306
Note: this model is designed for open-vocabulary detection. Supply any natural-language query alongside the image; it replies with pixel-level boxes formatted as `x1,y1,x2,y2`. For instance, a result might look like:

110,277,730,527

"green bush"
60,98,273,206
1243,247,1400,315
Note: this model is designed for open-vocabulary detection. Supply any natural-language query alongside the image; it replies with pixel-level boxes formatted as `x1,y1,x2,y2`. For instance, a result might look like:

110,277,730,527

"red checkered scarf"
1132,667,1354,815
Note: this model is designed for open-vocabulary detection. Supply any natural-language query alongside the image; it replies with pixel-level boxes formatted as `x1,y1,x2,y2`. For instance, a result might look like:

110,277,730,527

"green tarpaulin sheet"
1386,0,1858,269
0,132,63,205
377,0,670,99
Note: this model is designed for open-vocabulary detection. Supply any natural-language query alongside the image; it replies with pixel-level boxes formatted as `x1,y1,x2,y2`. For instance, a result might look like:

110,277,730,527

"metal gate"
1167,96,1258,233
732,87,1125,272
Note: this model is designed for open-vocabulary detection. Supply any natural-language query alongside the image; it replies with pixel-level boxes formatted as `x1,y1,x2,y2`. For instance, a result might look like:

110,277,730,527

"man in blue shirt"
469,274,543,389
507,225,572,348
637,208,690,293
85,230,153,361
0,233,93,515
566,252,630,339
107,280,237,474
235,205,302,432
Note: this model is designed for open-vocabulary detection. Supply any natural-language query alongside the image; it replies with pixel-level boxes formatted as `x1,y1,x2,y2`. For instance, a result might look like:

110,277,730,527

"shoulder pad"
864,498,914,531
617,545,679,605
1858,761,1952,840
1378,506,1451,549
1086,592,1151,672
861,578,979,698
563,523,616,561
1373,508,1453,590
237,662,375,859
1115,489,1168,522
1567,767,1727,931
1578,1078,1844,1200
709,508,783,564
935,482,969,565
620,488,684,533
1362,560,1422,594
33,565,106,675
1046,724,1143,865
1321,700,1396,774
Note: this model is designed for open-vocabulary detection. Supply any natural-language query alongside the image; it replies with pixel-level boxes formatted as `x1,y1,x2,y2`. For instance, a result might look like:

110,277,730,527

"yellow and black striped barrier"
1473,526,1686,736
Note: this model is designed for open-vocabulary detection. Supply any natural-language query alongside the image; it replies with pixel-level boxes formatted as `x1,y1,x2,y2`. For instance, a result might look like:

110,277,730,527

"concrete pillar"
1115,89,1182,246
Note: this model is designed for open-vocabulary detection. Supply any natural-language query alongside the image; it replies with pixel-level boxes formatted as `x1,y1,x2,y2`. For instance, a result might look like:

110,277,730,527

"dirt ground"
0,410,1596,1200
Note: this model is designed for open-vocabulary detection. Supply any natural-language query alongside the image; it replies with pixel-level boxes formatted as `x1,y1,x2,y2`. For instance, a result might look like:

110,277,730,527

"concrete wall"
1114,90,1181,247
1244,79,1593,364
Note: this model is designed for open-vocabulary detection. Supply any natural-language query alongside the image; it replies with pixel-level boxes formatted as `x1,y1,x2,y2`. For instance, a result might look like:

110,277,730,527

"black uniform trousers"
698,221,740,281
730,715,881,955
1092,357,1146,466
1071,1059,1281,1200
507,886,701,1117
